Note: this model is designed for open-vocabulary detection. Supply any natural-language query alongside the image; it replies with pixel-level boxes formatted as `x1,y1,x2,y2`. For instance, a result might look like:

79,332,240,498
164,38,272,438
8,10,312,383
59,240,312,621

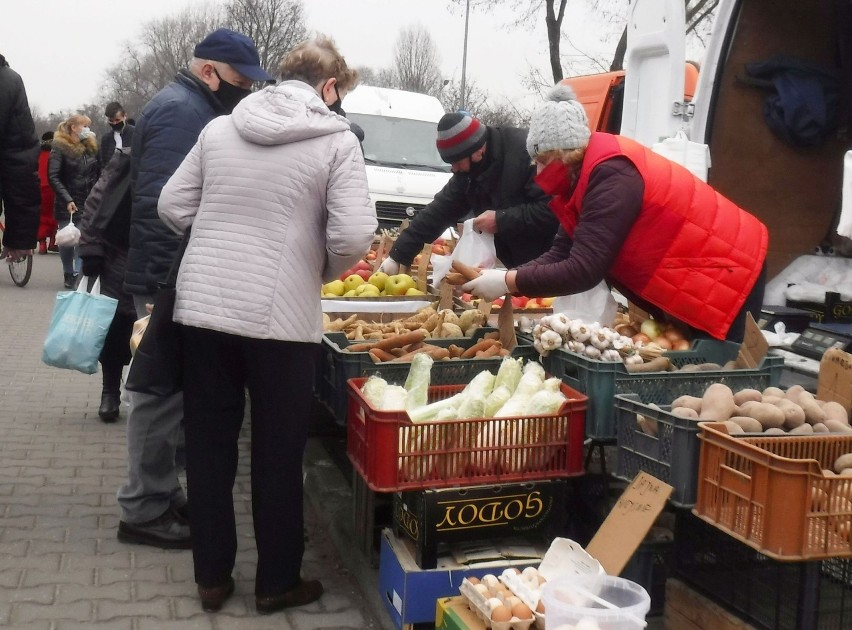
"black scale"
789,322,852,360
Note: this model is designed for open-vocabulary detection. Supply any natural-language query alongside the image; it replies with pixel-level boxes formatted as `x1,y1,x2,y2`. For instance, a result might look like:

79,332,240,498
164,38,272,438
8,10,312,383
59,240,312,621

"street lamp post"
459,0,470,111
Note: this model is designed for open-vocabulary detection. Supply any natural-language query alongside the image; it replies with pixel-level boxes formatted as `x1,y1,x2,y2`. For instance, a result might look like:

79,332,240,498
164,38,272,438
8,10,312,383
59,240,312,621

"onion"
672,339,691,351
615,324,639,338
654,337,673,350
640,318,663,340
663,329,685,342
632,333,651,344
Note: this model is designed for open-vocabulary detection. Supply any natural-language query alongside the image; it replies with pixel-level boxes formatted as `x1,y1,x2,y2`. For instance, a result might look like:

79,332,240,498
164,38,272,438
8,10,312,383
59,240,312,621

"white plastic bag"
432,218,497,285
652,129,711,182
55,214,81,247
552,281,618,326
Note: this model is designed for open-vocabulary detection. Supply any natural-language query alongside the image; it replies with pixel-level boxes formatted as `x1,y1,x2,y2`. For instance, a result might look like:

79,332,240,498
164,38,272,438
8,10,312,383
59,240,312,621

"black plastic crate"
674,511,852,630
621,538,673,617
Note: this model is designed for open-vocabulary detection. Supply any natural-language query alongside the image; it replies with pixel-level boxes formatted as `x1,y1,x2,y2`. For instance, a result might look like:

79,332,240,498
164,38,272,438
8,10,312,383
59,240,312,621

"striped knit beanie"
436,111,487,163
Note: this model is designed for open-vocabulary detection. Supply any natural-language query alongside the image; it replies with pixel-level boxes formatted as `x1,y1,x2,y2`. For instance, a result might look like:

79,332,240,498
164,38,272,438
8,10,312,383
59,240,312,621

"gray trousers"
116,294,186,523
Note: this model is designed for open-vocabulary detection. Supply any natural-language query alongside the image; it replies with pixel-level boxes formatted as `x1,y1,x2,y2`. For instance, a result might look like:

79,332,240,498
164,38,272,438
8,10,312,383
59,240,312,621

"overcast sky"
1,0,631,117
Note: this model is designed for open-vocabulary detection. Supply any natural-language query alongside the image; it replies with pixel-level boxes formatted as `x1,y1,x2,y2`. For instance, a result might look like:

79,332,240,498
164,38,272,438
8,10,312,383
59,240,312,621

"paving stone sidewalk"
0,254,389,630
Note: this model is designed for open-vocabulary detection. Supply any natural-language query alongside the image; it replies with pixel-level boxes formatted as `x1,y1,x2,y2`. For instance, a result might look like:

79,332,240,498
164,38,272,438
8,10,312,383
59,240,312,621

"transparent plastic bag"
432,218,497,284
553,281,618,326
55,215,81,247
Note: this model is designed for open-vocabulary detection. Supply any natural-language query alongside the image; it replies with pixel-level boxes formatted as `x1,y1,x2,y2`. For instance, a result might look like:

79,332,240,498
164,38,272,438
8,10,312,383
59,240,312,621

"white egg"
473,583,489,595
486,597,504,612
521,567,539,580
482,574,500,590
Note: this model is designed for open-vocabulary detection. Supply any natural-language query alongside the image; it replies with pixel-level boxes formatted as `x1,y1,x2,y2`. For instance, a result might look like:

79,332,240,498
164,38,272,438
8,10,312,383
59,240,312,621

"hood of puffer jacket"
230,80,351,147
52,129,98,157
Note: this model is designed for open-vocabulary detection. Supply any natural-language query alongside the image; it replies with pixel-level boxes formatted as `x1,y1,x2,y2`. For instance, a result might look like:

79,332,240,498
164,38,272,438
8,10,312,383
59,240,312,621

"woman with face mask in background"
48,113,99,288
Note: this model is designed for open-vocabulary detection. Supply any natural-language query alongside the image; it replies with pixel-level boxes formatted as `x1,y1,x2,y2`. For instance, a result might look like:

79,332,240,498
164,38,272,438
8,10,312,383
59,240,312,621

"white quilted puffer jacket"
158,81,377,342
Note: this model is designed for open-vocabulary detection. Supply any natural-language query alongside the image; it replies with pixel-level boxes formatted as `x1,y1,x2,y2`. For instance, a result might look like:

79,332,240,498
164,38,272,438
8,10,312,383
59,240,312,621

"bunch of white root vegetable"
531,314,648,365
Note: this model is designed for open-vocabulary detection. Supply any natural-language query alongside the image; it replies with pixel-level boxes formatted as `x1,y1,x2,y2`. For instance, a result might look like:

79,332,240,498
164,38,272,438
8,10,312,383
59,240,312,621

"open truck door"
622,0,688,147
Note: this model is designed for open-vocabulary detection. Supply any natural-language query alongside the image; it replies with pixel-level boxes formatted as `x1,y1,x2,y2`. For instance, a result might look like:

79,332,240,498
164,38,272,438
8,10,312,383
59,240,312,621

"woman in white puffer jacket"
157,36,376,616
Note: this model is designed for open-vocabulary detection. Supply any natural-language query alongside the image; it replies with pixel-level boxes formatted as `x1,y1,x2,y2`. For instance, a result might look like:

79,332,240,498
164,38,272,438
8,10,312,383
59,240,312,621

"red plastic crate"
695,422,852,560
346,377,587,492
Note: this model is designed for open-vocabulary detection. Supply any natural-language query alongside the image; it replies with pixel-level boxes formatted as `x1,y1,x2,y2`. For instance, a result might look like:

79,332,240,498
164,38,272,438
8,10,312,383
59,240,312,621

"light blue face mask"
79,127,95,140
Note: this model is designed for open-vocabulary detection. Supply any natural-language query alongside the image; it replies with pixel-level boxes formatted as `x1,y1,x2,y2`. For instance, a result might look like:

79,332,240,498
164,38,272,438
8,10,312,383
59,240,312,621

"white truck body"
342,86,452,229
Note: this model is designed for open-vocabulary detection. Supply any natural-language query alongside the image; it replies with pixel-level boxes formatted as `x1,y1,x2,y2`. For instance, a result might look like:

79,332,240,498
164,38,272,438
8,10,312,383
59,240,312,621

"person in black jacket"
99,102,134,166
78,149,136,423
380,111,557,274
0,53,40,260
48,113,100,288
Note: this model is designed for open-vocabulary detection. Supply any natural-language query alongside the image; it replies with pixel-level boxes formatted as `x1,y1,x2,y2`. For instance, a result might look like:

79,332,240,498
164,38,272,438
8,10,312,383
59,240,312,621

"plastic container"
674,510,852,630
544,338,783,441
541,575,651,629
614,394,705,507
318,328,537,425
694,422,852,560
346,378,587,492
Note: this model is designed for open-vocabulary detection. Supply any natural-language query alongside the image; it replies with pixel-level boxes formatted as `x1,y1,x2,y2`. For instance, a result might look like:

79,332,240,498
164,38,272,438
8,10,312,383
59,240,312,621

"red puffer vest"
549,133,767,339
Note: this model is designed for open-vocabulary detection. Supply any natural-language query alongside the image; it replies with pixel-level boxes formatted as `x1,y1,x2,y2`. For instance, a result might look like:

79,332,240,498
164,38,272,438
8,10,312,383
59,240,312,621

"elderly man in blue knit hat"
380,110,557,272
112,28,273,551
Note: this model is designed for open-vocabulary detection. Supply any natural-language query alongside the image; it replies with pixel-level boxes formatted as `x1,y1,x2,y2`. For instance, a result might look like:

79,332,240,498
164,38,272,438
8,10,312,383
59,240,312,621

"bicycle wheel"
8,254,33,287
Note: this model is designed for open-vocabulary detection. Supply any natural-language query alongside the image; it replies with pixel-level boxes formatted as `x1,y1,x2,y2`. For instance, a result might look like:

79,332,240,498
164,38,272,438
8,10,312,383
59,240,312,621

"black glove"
81,256,104,278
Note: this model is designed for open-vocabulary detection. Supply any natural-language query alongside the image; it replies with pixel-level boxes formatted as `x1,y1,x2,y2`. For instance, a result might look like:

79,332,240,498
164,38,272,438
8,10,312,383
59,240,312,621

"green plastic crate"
318,328,537,426
544,339,783,441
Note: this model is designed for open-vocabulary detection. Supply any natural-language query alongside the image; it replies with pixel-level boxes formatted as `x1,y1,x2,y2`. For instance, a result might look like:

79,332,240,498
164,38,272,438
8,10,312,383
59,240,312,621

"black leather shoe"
63,273,74,289
117,509,192,549
98,392,120,423
256,579,323,614
198,576,234,612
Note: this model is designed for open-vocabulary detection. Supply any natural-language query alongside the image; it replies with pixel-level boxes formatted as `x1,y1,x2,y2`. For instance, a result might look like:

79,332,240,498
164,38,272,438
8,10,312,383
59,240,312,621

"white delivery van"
623,0,850,282
343,86,452,230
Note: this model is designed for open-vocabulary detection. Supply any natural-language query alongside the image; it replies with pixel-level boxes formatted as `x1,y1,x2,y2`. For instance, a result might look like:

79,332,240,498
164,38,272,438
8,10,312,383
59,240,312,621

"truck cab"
342,86,452,231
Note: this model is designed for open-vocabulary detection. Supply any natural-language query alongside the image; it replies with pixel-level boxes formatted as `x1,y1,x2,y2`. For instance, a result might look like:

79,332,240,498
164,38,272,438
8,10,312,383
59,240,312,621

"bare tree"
223,0,307,74
439,79,528,127
390,25,444,95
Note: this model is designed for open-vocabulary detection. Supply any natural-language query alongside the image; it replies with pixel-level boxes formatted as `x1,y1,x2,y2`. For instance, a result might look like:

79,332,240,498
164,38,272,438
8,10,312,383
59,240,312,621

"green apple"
322,279,345,296
342,289,358,297
385,273,417,296
355,283,381,297
368,271,389,291
405,287,426,296
343,274,366,293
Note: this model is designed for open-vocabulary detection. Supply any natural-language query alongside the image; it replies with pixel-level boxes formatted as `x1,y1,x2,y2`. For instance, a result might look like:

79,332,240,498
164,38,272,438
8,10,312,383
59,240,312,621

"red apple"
354,259,372,272
355,268,372,281
339,267,355,282
512,296,529,308
461,293,473,303
493,297,504,307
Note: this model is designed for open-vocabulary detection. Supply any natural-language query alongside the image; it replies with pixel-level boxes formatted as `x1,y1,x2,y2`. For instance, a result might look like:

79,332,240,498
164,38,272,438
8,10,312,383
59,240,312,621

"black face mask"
109,121,125,133
213,69,252,113
327,85,344,115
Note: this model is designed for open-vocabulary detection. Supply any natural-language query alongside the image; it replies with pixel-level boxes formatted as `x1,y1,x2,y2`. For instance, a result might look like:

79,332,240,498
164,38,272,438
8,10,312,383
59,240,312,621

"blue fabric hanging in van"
744,55,840,148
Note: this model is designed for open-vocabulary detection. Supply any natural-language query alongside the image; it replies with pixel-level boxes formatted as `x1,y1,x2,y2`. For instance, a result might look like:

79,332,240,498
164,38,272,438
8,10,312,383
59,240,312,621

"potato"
834,454,852,474
841,469,852,478
812,487,828,511
738,401,786,430
776,399,806,430
822,401,850,425
798,391,827,425
727,416,763,433
812,423,830,434
721,420,745,435
671,406,699,419
785,385,806,405
789,423,814,435
762,387,786,398
733,388,762,405
764,427,787,435
762,395,783,405
671,395,702,413
637,414,658,437
698,384,735,421
825,420,852,434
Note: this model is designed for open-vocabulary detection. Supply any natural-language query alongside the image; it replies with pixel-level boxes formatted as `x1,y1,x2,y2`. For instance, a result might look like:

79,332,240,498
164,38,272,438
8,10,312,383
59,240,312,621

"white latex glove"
379,257,400,275
462,269,509,301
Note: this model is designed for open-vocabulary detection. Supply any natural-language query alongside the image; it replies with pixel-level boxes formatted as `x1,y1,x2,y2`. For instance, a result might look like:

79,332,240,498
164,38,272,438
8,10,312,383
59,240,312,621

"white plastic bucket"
541,575,650,629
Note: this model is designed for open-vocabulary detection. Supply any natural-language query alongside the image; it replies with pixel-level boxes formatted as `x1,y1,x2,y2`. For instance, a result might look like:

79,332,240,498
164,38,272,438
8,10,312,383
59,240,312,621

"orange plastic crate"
694,422,852,560
346,377,587,492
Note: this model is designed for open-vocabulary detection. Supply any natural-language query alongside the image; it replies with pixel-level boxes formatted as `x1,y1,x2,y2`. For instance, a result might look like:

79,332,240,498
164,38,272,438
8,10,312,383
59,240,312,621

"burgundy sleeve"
514,157,644,297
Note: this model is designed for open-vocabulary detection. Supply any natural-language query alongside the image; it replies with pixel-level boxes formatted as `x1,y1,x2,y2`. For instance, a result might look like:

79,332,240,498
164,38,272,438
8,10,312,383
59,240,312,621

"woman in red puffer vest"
461,84,767,342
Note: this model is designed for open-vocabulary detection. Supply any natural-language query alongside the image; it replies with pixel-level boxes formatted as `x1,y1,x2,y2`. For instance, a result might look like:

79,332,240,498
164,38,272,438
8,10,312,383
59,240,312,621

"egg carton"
459,576,536,630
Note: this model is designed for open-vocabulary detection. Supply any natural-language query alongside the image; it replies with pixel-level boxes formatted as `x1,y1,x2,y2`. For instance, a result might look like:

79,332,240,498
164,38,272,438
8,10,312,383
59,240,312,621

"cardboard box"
393,480,565,569
378,529,545,629
787,291,852,325
817,347,852,412
435,596,487,630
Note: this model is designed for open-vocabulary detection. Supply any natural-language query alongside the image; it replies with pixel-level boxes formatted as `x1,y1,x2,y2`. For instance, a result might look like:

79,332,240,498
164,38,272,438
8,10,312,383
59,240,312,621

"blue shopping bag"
42,277,118,374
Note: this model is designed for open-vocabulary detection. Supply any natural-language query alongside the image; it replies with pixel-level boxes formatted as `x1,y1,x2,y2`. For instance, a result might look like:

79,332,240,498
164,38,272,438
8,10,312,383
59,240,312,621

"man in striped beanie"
381,111,558,273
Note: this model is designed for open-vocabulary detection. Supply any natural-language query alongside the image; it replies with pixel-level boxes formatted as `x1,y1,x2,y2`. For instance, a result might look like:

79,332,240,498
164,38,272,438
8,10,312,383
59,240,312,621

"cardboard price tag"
818,348,852,412
498,294,517,351
736,313,768,369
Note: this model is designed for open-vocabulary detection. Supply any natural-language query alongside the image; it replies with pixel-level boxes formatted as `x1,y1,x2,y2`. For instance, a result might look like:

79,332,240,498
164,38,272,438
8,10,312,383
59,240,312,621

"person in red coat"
462,84,768,342
37,132,57,253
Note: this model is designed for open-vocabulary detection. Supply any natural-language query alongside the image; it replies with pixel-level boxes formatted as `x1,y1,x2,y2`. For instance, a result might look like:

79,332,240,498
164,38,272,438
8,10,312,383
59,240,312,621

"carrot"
391,345,451,362
369,348,396,363
447,344,465,358
347,329,427,353
475,343,502,359
444,272,467,286
461,338,498,359
451,260,481,281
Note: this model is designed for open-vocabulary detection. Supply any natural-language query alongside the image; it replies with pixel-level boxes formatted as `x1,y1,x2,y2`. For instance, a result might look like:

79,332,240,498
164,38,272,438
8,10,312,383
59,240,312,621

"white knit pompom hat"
526,83,591,158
